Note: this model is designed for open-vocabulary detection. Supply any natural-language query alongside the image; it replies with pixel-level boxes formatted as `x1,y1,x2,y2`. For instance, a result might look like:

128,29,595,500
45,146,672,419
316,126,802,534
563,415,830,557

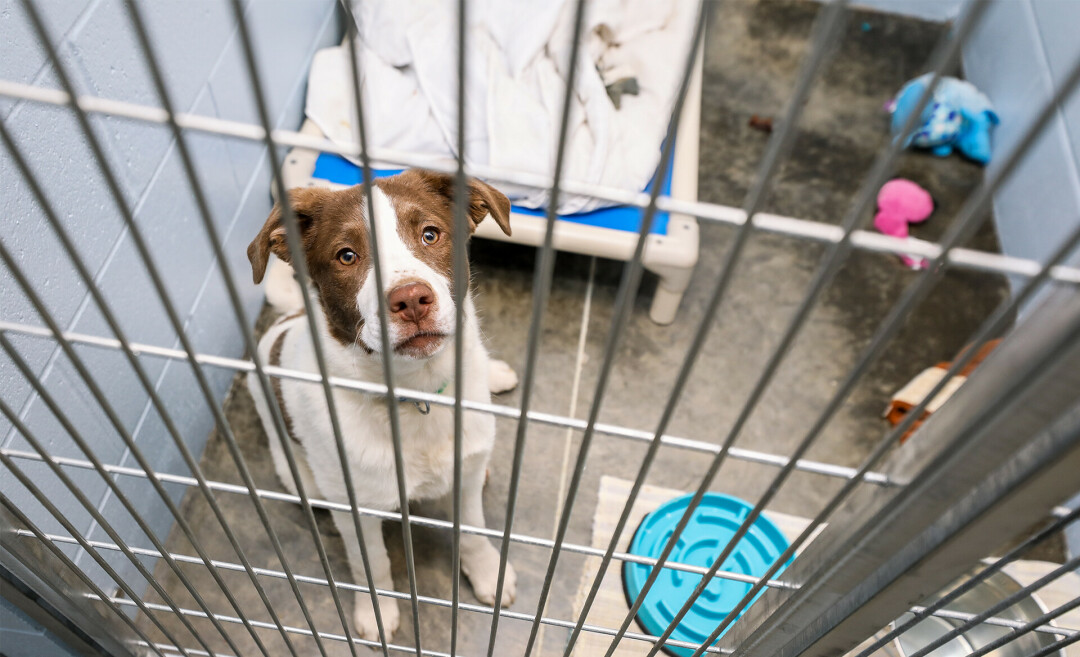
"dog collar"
403,381,449,415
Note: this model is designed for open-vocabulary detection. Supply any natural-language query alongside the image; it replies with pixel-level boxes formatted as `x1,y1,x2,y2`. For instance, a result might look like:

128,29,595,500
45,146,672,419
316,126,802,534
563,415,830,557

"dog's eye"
337,249,358,265
421,227,440,245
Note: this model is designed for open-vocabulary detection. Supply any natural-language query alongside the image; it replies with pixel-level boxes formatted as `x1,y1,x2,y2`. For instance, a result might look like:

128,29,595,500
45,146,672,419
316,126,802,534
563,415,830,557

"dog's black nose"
387,282,434,323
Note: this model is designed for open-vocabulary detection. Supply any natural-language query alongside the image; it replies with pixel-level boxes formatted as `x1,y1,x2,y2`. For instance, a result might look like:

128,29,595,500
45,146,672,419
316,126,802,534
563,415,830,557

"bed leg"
647,264,694,325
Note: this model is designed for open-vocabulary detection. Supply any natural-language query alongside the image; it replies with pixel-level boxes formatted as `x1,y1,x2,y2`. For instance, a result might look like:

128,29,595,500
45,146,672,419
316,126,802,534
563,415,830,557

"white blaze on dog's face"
247,169,511,360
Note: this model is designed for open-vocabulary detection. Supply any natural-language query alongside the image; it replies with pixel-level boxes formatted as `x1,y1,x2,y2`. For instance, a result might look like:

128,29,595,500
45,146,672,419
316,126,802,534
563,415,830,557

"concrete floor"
136,2,1031,656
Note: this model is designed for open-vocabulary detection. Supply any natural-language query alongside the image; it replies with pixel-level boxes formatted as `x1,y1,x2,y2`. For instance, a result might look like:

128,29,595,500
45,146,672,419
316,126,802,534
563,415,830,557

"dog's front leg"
332,510,400,641
450,454,517,608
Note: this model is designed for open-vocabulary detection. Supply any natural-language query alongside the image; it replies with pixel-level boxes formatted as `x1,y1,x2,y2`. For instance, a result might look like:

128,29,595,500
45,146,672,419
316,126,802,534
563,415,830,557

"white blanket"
305,0,697,214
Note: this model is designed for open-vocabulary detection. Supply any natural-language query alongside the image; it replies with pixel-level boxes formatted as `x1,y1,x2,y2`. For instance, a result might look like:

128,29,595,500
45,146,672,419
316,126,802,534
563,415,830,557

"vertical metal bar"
562,2,850,654
521,5,709,657
484,0,590,655
451,0,469,654
76,1,357,653
598,2,989,653
693,345,1077,655
689,217,1080,657
224,1,374,653
0,239,249,655
0,84,302,657
121,3,332,655
0,494,172,657
903,555,1080,657
336,2,397,655
1031,629,1080,657
652,28,1075,657
11,1,319,652
727,286,1080,657
327,2,424,653
842,237,1080,657
0,432,207,656
1,519,147,657
0,334,287,656
727,49,1080,657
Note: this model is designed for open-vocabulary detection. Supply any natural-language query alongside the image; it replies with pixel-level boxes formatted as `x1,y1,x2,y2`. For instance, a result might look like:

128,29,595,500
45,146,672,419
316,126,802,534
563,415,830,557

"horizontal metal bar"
103,596,453,657
0,320,895,486
729,277,1080,657
0,447,792,591
93,593,729,655
851,504,1080,657
903,553,1080,657
142,644,233,657
1,79,1077,287
0,499,167,657
907,605,1076,638
968,594,1080,657
1031,629,1080,657
25,529,1075,640
18,530,726,654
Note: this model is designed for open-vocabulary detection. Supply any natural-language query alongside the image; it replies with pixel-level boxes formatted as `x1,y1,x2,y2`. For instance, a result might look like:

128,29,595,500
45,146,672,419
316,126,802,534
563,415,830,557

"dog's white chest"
285,375,494,509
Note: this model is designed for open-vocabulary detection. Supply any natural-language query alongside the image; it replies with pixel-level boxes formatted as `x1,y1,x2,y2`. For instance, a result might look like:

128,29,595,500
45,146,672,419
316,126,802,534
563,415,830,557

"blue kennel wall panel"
0,0,343,621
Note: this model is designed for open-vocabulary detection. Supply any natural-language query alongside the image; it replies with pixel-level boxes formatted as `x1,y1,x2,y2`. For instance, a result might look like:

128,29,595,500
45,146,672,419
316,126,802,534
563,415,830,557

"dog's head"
247,169,511,359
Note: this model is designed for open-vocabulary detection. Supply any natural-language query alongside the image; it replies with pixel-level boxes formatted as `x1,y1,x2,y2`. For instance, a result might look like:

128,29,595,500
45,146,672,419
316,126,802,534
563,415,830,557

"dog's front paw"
488,359,519,394
463,545,516,608
354,593,399,642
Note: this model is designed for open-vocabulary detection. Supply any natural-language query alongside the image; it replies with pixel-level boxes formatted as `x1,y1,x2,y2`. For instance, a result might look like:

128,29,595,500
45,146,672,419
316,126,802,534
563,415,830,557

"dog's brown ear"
248,187,334,284
466,178,512,236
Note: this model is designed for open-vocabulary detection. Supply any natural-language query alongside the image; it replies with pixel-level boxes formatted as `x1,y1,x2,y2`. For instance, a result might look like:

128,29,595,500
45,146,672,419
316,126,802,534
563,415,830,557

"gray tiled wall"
0,0,341,646
961,0,1080,294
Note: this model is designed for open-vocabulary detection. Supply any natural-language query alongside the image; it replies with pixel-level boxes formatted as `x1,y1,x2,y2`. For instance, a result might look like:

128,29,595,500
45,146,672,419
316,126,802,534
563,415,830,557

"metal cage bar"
522,7,709,655
948,594,1080,657
602,2,991,654
0,498,170,657
853,505,1080,657
0,445,793,590
0,451,204,655
0,334,276,657
1,80,1078,289
225,0,385,653
1033,629,1080,657
683,209,1080,657
567,1,856,654
0,152,254,657
16,528,1074,642
9,1,343,654
0,319,896,485
727,288,1080,657
903,555,1080,657
486,0,591,653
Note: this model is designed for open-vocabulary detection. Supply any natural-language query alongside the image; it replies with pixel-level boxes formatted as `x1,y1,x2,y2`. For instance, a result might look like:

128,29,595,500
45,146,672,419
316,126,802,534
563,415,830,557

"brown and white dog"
246,169,518,640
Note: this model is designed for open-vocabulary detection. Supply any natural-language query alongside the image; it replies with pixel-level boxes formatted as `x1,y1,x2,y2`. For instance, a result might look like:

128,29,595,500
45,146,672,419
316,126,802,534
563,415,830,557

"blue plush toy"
888,74,999,164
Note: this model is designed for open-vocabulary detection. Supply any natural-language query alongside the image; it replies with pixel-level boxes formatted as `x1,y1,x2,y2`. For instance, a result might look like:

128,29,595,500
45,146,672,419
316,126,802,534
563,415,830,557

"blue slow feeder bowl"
622,493,793,657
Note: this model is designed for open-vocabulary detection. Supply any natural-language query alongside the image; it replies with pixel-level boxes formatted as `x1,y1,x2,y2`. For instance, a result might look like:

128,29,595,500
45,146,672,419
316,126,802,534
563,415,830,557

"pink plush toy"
874,178,934,269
